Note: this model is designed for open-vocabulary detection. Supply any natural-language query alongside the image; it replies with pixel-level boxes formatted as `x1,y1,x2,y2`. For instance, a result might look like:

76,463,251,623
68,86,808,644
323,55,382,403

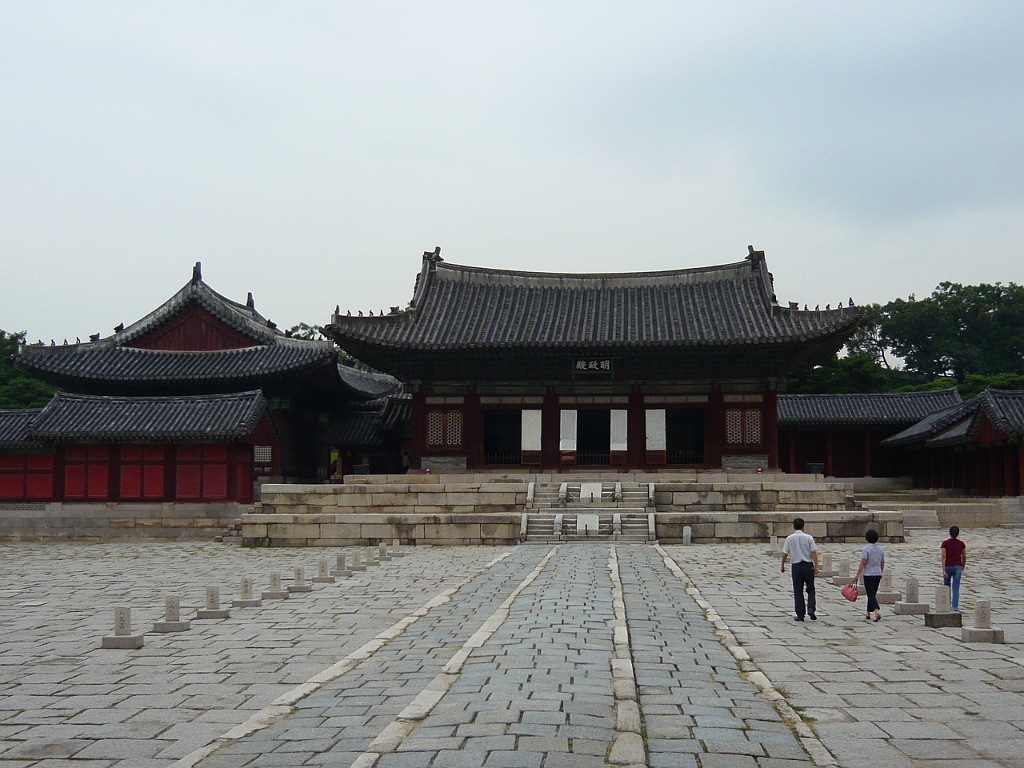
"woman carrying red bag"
852,529,885,622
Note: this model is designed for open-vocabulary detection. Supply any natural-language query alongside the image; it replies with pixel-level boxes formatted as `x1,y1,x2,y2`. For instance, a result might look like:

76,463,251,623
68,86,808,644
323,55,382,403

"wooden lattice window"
426,410,463,449
725,409,762,446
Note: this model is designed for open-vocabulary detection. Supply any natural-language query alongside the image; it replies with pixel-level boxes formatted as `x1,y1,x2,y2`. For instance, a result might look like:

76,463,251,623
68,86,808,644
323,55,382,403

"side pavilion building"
3,264,398,506
327,247,861,472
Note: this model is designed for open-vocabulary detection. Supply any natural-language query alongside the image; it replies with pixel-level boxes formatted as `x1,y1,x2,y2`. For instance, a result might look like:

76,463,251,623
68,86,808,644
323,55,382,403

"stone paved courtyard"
1,530,1024,767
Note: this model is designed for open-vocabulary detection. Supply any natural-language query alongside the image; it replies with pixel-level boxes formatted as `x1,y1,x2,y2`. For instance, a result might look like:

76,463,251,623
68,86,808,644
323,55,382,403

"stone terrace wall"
242,512,520,547
244,481,529,546
655,481,856,513
656,510,904,544
0,502,246,542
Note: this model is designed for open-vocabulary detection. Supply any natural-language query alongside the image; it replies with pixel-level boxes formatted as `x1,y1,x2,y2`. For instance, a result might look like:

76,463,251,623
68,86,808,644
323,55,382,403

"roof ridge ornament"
246,292,255,310
423,246,442,268
192,262,202,284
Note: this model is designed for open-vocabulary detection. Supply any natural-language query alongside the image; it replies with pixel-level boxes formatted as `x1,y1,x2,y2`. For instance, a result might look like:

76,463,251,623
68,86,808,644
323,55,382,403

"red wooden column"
627,385,644,469
825,430,834,477
1019,444,1024,498
541,385,560,470
764,383,779,469
1005,445,1016,497
410,389,426,471
707,383,724,469
464,386,481,470
789,434,797,474
863,432,872,477
989,447,998,497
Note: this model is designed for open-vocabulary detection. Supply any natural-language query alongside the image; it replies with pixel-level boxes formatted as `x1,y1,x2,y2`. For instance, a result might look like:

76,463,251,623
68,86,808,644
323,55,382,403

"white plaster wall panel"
646,409,666,450
559,410,577,451
521,410,542,451
610,410,628,451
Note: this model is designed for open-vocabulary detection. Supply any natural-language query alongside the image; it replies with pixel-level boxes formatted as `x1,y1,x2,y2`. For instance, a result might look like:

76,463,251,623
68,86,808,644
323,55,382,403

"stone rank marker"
894,576,930,615
262,572,289,600
925,585,963,628
875,569,903,604
152,596,191,633
364,548,380,567
101,607,144,649
377,542,391,561
197,586,230,619
818,552,838,578
233,576,262,608
332,553,351,578
349,551,366,572
391,538,406,557
313,557,335,583
962,600,1005,643
832,559,854,586
765,536,782,557
288,567,313,593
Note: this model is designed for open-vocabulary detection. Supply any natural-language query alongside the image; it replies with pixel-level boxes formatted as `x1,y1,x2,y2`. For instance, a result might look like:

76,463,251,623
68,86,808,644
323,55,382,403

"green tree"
0,330,55,408
286,322,326,341
879,282,1024,381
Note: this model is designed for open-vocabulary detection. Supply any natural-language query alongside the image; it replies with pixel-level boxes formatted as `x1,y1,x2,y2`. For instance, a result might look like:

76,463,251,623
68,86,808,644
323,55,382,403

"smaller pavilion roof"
3,391,269,445
14,263,399,401
0,409,44,449
778,389,962,427
881,389,1024,448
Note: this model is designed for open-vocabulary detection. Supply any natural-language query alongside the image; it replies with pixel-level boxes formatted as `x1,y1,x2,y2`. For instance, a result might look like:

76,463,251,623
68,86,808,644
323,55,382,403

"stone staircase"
521,480,655,543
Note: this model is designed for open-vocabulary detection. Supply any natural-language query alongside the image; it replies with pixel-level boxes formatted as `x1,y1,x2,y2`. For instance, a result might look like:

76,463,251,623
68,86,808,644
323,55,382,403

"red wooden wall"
126,305,257,351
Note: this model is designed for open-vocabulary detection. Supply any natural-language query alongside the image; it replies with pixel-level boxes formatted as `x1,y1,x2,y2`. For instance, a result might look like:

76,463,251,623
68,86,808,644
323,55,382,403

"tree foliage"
789,281,1024,395
0,330,55,408
286,323,326,341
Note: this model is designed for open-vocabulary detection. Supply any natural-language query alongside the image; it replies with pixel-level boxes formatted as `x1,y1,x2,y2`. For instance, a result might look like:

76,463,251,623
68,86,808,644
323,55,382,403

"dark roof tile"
0,409,44,449
29,391,267,441
328,250,861,351
778,389,962,427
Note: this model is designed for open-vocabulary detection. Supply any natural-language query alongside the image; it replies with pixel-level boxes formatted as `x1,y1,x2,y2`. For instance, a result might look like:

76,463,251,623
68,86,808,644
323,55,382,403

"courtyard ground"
0,530,1022,768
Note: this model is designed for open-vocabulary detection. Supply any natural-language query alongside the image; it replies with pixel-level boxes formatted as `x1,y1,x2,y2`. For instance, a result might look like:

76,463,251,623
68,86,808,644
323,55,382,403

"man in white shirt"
781,517,819,621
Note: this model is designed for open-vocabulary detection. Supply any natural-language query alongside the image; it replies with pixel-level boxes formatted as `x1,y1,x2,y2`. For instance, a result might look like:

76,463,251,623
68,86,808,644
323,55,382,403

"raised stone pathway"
3,532,1024,767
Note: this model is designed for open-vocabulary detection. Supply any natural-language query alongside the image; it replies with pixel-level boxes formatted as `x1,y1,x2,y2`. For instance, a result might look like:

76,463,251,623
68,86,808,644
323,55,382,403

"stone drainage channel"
187,545,825,768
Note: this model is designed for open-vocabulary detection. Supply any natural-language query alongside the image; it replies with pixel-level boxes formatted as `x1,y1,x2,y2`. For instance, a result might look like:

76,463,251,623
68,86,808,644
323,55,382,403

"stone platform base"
925,611,963,628
963,626,1004,643
655,510,904,544
243,513,520,547
0,502,247,542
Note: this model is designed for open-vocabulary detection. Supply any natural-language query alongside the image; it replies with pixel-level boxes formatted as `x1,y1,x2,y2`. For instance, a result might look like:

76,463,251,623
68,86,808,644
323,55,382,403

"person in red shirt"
940,526,967,610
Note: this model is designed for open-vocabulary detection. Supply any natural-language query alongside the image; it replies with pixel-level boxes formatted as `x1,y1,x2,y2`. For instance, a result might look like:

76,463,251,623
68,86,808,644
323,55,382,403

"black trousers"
791,561,816,618
864,575,882,612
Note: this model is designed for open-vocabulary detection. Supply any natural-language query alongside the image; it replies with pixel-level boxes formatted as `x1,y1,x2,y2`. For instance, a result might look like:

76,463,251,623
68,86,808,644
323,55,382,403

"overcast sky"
2,2,1022,343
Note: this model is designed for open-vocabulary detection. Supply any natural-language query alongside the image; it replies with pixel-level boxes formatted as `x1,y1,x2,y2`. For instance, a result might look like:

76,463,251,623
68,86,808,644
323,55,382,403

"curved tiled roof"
16,341,335,385
778,389,963,427
881,389,1024,448
29,391,267,441
115,270,282,345
337,364,402,399
12,265,402,400
328,248,861,351
0,409,44,448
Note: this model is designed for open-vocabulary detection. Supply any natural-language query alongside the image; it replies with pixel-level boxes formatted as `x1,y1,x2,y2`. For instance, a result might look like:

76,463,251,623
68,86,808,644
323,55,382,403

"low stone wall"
654,481,855,513
258,482,529,516
241,513,520,547
0,502,247,542
656,510,904,544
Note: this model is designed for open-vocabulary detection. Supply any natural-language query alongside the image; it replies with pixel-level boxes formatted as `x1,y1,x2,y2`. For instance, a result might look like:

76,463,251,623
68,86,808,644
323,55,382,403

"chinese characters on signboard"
573,359,613,377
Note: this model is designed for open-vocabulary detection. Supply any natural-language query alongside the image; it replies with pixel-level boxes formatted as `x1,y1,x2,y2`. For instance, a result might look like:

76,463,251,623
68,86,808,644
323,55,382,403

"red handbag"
841,581,859,602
